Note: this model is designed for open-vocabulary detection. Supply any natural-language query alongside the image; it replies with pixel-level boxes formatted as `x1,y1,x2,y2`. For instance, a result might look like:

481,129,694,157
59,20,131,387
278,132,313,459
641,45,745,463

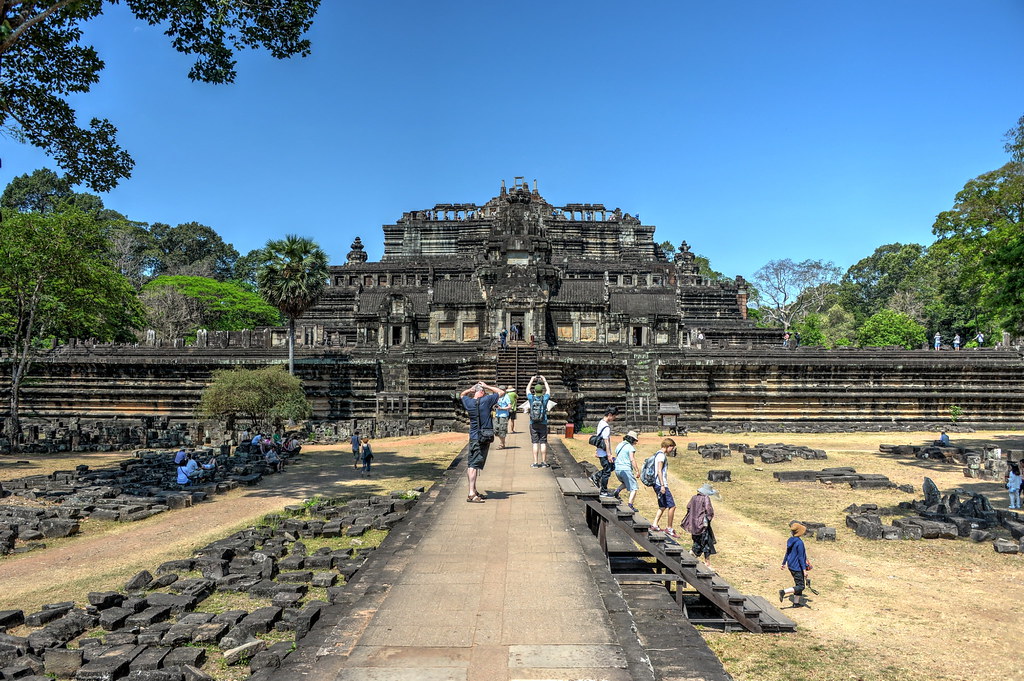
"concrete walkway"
277,430,649,681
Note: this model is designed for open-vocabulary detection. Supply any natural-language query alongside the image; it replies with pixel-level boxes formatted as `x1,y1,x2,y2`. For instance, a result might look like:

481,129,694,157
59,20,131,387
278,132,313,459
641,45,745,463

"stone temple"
3,178,1024,448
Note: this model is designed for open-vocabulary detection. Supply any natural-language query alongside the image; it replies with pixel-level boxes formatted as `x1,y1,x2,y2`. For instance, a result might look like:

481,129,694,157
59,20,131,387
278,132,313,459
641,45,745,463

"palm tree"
257,235,330,375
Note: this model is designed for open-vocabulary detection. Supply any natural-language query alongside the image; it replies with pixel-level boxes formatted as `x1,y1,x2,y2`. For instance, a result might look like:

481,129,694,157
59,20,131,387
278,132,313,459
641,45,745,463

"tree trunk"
288,317,296,376
6,377,21,446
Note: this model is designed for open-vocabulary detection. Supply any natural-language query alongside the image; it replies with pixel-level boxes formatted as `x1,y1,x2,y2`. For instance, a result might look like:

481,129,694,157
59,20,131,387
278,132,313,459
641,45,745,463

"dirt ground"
564,430,1024,681
0,433,465,614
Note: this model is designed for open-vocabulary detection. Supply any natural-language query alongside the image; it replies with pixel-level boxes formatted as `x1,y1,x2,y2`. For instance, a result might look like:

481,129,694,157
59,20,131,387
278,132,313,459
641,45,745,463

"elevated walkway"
272,432,736,681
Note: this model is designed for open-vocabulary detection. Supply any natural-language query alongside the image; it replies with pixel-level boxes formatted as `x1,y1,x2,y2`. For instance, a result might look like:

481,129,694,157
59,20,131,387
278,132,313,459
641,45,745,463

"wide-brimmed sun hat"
789,521,807,537
697,483,718,496
624,430,639,442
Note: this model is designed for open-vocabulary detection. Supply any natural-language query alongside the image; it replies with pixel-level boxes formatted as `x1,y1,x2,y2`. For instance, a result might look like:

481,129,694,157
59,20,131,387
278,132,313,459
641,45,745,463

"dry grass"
564,429,1024,681
0,433,464,613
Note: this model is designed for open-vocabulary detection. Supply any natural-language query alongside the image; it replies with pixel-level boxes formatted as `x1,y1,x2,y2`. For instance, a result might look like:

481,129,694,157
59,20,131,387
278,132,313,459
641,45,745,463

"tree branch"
0,0,77,55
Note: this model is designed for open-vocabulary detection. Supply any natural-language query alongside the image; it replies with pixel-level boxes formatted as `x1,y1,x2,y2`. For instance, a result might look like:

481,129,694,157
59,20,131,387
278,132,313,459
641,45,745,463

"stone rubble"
0,489,421,681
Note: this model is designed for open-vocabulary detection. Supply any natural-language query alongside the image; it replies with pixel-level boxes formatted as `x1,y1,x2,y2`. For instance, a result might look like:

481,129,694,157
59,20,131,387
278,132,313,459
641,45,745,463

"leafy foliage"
838,243,925,324
0,1,321,191
932,114,1024,333
141,275,281,340
257,235,329,374
0,209,145,436
857,309,926,349
198,366,311,430
793,314,826,346
148,222,239,280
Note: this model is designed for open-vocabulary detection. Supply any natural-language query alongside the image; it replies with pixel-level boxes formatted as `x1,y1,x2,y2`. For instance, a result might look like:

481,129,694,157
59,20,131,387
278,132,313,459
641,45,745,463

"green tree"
2,167,108,217
857,309,926,349
231,248,268,291
257,235,329,375
820,304,857,348
794,314,827,346
933,114,1024,333
0,210,145,439
198,366,311,431
149,222,239,280
141,275,282,340
838,243,925,323
693,253,729,283
1,1,321,192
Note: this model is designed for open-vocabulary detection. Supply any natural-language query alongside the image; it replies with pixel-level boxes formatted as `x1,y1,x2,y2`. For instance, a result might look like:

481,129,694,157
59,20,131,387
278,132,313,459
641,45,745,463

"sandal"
466,494,485,503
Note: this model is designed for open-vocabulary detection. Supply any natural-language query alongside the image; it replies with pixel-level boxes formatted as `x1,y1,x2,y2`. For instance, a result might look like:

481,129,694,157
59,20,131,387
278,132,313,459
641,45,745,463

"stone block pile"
0,448,300,556
740,443,828,465
845,477,1024,553
0,490,421,681
773,467,899,489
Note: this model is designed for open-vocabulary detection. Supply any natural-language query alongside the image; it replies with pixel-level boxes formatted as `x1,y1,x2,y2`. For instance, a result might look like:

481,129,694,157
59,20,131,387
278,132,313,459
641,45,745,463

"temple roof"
609,293,678,316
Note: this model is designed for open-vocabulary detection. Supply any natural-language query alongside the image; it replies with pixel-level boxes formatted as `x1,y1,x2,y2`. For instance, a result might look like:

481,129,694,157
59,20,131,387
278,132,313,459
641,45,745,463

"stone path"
276,430,654,681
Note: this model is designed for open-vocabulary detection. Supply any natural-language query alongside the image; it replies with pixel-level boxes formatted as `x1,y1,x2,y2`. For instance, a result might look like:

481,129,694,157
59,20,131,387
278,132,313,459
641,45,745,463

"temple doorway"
391,327,403,346
510,313,525,340
631,326,644,346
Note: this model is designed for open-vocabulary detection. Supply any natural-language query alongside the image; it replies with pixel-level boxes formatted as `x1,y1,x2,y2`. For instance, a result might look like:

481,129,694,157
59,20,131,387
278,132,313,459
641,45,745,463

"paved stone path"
277,430,651,681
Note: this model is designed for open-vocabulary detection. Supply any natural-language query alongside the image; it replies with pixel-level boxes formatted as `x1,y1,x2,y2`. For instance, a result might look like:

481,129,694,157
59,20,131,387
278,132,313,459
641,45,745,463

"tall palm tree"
257,235,330,375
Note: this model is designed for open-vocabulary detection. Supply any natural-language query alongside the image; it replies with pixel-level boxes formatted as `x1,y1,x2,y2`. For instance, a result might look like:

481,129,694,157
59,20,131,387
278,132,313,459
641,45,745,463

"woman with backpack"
610,431,641,512
360,437,374,476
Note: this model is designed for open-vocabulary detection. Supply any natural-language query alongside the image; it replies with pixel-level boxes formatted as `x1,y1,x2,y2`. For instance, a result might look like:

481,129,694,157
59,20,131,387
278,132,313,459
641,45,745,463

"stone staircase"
624,350,659,427
495,343,539,393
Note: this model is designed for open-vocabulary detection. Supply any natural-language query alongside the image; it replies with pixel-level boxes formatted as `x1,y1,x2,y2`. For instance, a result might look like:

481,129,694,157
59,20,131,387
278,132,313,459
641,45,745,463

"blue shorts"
615,469,638,492
656,487,676,509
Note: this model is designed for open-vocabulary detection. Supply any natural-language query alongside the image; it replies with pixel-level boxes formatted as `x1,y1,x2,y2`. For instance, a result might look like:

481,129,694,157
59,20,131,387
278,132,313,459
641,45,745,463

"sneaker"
650,525,662,532
665,528,679,538
539,462,550,468
599,491,614,497
779,589,786,603
628,504,637,512
530,463,541,468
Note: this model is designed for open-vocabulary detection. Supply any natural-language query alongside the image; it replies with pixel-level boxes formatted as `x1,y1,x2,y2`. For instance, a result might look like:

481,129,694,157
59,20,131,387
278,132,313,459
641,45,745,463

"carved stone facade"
3,179,1024,444
302,177,773,353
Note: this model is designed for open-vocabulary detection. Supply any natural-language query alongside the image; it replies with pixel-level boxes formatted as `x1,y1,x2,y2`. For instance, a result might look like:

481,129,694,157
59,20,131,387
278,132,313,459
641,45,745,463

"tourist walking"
360,437,374,475
1007,464,1022,510
506,385,518,433
460,381,504,502
780,521,811,607
351,432,361,469
681,483,718,567
953,334,961,351
499,328,508,350
525,375,551,468
589,406,619,496
610,430,641,511
934,332,942,350
651,438,678,536
494,389,511,449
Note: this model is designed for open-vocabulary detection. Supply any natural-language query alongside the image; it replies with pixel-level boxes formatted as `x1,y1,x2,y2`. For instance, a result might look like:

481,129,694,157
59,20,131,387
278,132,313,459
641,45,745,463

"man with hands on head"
459,381,505,503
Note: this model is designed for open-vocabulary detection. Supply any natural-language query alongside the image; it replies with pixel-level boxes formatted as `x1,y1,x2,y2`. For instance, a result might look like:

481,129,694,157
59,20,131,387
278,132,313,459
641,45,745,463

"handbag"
476,399,494,444
588,424,609,448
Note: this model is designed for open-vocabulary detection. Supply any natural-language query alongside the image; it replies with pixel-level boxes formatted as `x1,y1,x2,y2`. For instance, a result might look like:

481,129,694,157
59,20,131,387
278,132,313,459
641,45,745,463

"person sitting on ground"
283,434,302,456
360,437,374,475
251,432,262,449
265,446,283,473
780,521,811,607
177,452,217,487
939,431,950,446
174,448,188,465
651,438,678,537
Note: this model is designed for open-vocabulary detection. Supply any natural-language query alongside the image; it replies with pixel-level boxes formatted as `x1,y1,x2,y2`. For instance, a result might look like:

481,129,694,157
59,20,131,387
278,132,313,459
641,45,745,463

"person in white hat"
610,431,641,511
681,483,718,567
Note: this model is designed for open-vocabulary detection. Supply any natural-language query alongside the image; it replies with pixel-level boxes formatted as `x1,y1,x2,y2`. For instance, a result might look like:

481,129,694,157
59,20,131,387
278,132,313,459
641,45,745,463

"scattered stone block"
162,647,205,668
124,571,154,592
44,647,83,678
994,538,1020,554
222,640,266,666
707,470,731,483
814,527,836,541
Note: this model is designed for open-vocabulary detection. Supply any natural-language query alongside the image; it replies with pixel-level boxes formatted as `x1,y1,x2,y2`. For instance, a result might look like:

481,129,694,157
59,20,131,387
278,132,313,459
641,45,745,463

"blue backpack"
529,394,548,423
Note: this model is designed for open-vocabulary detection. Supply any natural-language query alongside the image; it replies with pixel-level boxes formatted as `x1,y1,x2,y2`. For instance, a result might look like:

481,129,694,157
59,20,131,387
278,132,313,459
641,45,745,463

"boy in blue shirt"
780,521,811,607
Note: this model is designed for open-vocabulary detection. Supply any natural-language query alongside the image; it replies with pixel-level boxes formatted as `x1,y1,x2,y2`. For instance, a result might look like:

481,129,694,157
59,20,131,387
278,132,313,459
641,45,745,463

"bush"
198,365,311,430
858,309,926,349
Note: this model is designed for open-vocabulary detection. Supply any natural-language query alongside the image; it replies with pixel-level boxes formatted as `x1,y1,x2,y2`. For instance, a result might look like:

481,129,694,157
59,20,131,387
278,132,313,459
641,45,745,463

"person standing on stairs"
525,374,551,468
589,406,619,496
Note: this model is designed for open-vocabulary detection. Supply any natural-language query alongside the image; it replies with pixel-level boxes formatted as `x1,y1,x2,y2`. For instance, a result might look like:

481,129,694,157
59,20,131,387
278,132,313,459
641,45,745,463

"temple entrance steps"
555,473,797,634
495,345,539,393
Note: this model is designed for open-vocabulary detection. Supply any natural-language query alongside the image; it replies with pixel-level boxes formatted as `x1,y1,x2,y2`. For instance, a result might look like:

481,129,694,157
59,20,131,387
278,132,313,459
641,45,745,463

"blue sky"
3,1,1024,281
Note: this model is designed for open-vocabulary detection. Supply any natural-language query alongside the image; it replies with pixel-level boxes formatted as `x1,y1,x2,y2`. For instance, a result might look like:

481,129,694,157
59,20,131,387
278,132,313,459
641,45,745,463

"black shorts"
529,422,548,444
467,439,490,470
509,411,517,421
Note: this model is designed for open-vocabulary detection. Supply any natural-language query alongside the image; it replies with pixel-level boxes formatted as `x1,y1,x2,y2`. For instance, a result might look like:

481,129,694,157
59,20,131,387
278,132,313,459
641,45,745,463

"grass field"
563,430,1024,681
